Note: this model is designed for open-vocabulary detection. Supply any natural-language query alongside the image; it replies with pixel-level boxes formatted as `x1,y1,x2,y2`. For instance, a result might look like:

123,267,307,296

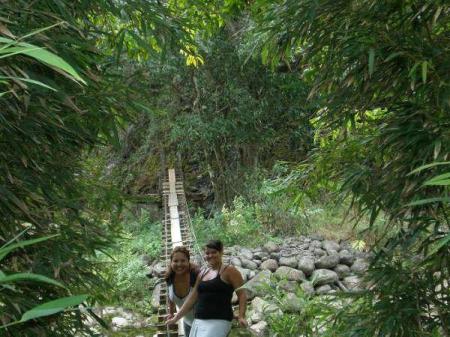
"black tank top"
195,266,234,321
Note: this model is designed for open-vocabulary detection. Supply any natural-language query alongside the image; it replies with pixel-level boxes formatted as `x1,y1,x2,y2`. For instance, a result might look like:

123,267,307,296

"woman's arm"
225,266,247,327
166,272,203,325
167,298,176,319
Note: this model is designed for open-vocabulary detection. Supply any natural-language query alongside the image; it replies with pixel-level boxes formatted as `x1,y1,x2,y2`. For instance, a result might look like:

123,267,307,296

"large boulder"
278,279,297,292
312,269,338,286
315,284,332,294
310,240,322,248
334,264,351,279
241,258,258,270
297,256,315,276
339,250,355,266
275,266,305,282
253,251,269,260
230,257,242,267
250,320,269,337
260,259,278,272
236,267,251,281
279,256,298,268
322,240,341,253
151,283,161,310
263,242,279,253
315,254,340,269
152,262,166,277
301,281,315,295
243,270,273,296
282,292,302,312
351,258,369,274
111,317,130,328
314,248,327,257
343,275,362,291
252,297,282,316
240,248,254,260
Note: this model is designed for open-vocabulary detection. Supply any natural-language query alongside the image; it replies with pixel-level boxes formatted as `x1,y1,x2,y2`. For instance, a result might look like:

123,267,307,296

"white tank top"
168,284,194,326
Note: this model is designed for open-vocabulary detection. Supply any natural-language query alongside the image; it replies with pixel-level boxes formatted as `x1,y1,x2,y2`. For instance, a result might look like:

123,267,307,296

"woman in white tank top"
164,246,199,336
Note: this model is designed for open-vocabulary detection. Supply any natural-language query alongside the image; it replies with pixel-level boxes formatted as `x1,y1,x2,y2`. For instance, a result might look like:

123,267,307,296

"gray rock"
263,242,279,253
315,254,340,269
253,251,268,260
314,248,327,257
250,320,269,337
151,283,161,310
111,317,129,328
334,264,351,279
301,281,315,295
275,266,305,282
351,258,369,274
249,270,257,279
260,259,278,272
251,297,282,316
343,276,362,291
310,234,324,241
278,279,297,292
236,267,250,281
152,262,166,277
282,292,302,312
240,248,254,260
250,310,263,323
241,258,258,270
243,270,273,296
297,256,315,276
339,250,355,266
270,252,280,260
311,240,323,248
279,256,298,268
140,254,152,265
297,243,310,250
230,257,242,267
312,269,338,286
316,284,332,294
322,240,341,252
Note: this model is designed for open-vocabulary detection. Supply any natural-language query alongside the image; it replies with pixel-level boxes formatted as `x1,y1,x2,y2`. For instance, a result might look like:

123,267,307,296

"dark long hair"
164,246,196,283
205,239,223,252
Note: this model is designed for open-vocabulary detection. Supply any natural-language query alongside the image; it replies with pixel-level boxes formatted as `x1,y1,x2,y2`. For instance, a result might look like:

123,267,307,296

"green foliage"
0,235,89,330
192,197,265,247
107,25,314,207
241,1,450,335
0,0,192,335
103,210,161,311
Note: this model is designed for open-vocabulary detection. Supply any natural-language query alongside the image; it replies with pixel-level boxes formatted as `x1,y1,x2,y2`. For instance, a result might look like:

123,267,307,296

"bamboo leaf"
406,197,450,206
421,61,428,84
426,233,450,258
423,178,450,186
408,161,450,175
368,48,375,77
0,235,59,261
19,295,88,323
0,273,65,288
0,37,85,84
0,76,57,91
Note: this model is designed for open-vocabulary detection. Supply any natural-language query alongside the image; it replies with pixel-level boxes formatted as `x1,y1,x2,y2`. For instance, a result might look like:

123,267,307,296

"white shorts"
188,319,232,337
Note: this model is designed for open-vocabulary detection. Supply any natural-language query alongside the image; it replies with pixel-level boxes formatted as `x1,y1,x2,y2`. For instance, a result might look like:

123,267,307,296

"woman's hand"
165,313,174,321
237,316,248,327
165,315,179,326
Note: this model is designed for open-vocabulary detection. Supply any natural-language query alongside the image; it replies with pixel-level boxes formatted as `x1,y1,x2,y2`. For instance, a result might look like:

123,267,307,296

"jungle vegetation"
1,1,449,337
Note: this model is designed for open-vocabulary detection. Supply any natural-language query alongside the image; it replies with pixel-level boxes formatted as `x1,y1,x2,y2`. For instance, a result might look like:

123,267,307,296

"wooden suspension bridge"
153,168,201,337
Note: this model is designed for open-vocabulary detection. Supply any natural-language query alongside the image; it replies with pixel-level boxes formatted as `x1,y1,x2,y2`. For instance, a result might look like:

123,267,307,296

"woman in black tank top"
166,240,247,337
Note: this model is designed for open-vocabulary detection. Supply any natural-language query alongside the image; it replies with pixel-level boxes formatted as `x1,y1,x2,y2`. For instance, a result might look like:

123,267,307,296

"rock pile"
222,235,370,336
